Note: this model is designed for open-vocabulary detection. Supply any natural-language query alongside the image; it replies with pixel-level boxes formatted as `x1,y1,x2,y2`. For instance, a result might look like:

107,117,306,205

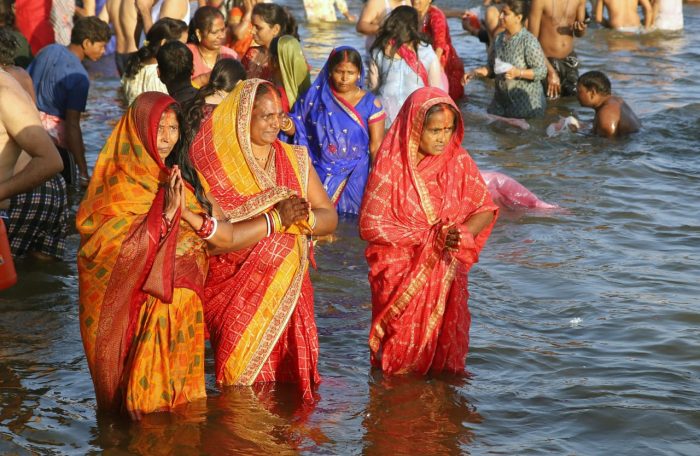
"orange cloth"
359,87,498,375
189,78,319,402
77,92,208,416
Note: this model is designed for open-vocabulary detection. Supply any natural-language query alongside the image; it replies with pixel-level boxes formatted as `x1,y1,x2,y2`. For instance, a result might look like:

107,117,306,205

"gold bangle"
307,210,316,231
281,116,292,132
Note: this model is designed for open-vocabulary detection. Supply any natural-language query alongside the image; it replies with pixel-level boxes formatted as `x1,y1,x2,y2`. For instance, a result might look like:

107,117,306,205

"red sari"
421,6,465,100
359,87,498,376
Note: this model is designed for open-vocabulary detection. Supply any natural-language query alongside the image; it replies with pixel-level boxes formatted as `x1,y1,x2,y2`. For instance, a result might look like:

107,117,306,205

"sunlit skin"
156,109,179,162
251,14,281,48
330,61,361,96
250,92,286,149
197,16,226,51
417,106,456,161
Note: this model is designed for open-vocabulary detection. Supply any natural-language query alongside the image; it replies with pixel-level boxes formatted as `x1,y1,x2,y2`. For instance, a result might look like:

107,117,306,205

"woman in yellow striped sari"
188,78,337,402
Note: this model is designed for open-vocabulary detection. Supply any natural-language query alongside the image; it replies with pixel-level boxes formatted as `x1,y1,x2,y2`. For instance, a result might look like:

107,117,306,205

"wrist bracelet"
263,212,272,237
203,217,218,240
308,210,316,231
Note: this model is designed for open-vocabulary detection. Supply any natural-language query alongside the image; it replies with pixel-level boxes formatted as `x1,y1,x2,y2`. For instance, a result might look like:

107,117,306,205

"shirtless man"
136,0,190,35
356,0,409,50
528,0,587,98
99,0,139,75
577,71,641,137
594,0,653,29
0,70,63,208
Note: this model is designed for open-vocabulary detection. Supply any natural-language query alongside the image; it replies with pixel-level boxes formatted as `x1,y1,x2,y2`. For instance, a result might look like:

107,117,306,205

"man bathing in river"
577,71,641,138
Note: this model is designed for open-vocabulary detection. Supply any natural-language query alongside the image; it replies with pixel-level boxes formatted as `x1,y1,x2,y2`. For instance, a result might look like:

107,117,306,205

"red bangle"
195,212,215,239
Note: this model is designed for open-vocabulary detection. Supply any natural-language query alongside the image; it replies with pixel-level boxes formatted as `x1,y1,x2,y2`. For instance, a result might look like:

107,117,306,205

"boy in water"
577,71,641,138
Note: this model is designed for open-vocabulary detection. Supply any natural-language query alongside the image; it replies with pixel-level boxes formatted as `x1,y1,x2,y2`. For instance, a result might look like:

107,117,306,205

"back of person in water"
528,0,587,98
577,71,641,138
594,0,653,29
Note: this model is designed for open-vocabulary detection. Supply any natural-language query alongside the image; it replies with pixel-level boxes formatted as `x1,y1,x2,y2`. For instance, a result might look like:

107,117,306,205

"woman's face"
156,109,179,161
499,5,523,31
418,106,456,158
249,91,285,146
330,61,361,95
251,14,280,48
198,16,226,51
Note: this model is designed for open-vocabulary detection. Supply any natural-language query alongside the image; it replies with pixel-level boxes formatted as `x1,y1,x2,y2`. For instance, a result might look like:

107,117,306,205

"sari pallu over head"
76,92,208,412
359,87,498,376
290,46,385,214
189,78,319,400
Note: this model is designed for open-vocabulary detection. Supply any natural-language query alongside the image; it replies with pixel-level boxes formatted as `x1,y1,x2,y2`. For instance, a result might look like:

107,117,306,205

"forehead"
332,61,359,72
253,93,283,113
425,106,456,126
251,14,268,26
159,109,179,124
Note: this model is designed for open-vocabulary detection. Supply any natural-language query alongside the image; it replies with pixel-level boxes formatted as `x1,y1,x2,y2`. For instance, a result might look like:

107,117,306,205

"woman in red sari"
359,87,498,376
413,0,465,100
188,78,337,402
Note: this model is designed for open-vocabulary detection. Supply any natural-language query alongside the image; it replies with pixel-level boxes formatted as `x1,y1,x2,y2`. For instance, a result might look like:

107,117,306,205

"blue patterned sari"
289,46,386,215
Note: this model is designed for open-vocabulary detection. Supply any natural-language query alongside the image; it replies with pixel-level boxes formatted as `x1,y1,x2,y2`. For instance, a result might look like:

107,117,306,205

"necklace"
197,45,218,69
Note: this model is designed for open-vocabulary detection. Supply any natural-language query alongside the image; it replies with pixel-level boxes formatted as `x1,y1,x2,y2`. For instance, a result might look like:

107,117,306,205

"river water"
1,1,699,454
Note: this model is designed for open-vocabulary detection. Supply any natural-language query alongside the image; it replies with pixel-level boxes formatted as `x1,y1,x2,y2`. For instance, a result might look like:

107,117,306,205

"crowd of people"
0,0,664,420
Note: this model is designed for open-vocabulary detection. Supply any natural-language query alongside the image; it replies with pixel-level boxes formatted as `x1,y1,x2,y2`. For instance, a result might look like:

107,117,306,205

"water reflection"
362,373,481,455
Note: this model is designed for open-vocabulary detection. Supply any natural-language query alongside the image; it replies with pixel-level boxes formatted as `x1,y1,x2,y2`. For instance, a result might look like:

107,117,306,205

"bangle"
269,208,282,233
307,210,316,231
203,217,218,240
195,212,214,238
263,212,271,237
280,116,292,132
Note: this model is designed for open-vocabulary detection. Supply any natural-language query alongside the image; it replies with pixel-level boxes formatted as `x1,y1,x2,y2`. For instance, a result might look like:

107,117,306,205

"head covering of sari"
189,78,319,401
359,87,498,376
275,35,311,108
291,46,385,214
77,92,207,411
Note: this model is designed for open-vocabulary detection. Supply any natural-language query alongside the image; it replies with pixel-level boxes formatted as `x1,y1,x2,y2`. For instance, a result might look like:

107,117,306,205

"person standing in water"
576,70,641,137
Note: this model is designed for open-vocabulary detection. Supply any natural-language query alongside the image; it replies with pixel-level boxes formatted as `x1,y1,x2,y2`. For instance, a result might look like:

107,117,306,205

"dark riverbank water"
1,1,699,454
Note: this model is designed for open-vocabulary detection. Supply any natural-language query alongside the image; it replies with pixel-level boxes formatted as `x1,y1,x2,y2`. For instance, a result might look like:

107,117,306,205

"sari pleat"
359,87,498,376
189,79,319,401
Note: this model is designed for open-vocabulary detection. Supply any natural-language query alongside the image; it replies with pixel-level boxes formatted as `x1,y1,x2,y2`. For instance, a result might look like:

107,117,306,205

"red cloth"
422,6,465,100
14,0,54,54
394,41,429,86
359,87,498,376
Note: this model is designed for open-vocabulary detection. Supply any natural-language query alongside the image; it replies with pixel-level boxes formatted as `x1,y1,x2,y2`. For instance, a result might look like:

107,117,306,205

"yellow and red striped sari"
77,92,208,416
359,87,499,376
189,79,319,402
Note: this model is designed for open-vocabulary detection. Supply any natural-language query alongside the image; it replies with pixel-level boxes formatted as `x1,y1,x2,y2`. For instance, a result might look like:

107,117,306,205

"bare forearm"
65,121,88,175
183,210,268,254
310,207,337,236
462,210,495,237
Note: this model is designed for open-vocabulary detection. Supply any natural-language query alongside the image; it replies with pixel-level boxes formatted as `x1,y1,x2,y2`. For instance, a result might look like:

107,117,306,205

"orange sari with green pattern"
359,87,498,376
189,79,319,402
77,92,208,416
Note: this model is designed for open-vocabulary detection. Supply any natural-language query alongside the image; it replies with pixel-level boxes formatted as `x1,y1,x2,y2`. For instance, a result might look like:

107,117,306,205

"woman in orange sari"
359,87,498,376
76,92,211,419
188,78,337,402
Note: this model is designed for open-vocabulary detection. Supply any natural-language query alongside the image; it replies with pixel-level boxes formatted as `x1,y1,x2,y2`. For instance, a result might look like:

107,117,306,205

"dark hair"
327,48,362,75
156,41,193,85
370,6,429,58
124,18,188,79
0,26,18,66
505,0,529,22
188,6,225,44
423,102,460,129
252,3,299,41
70,16,111,45
578,71,611,95
183,59,246,142
162,102,212,214
0,0,14,28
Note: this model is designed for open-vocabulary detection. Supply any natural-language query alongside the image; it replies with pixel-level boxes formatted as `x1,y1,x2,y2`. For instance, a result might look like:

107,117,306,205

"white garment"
121,64,169,106
369,44,444,123
151,0,191,25
655,0,683,30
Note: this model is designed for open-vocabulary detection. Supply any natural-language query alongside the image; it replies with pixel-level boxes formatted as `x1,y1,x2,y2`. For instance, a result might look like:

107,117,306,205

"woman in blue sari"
280,46,386,215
